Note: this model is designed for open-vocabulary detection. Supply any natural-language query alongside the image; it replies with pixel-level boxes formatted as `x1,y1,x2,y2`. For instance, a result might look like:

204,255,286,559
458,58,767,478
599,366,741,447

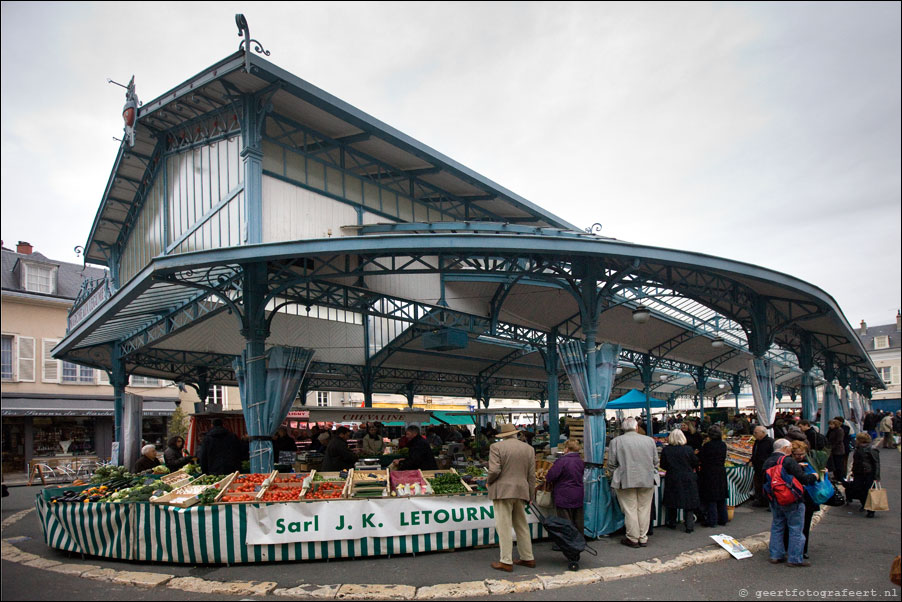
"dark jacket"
321,436,357,471
698,438,728,502
751,436,774,470
273,435,298,456
398,436,437,471
544,452,585,509
198,426,243,475
804,428,820,452
685,431,704,451
827,427,845,457
841,424,852,453
134,454,160,473
851,445,880,480
660,444,700,509
164,446,192,471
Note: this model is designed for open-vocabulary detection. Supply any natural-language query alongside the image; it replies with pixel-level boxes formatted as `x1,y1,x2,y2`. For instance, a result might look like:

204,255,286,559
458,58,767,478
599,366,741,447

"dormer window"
874,335,889,350
22,263,56,294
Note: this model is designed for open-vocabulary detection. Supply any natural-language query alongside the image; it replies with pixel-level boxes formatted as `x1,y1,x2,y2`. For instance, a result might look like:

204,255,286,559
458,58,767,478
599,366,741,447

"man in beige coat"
487,423,537,572
606,417,660,548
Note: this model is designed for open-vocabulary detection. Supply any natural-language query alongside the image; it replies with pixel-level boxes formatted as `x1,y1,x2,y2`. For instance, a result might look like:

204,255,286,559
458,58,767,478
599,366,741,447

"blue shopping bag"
802,464,834,505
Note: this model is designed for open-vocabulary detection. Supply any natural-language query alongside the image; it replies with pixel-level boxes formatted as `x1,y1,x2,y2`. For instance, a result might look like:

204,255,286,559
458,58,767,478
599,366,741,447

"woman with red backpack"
764,439,818,567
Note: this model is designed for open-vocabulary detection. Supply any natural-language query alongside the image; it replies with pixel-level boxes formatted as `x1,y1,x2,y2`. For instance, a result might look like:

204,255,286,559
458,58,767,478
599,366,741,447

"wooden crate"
349,467,389,498
421,468,473,496
565,418,584,445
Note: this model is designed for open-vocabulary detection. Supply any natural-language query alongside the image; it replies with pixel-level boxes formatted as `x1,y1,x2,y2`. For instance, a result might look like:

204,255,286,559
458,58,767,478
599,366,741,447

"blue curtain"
820,383,843,436
234,346,315,473
561,340,623,537
801,372,818,422
839,388,856,434
850,392,864,433
749,358,776,437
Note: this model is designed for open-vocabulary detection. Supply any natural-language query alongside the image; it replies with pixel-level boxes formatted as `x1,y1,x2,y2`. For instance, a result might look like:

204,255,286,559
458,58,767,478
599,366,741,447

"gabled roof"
857,322,901,350
1,248,106,300
84,51,581,265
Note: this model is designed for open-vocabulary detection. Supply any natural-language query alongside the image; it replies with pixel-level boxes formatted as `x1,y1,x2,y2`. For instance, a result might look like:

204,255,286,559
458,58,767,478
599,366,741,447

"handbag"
801,465,835,505
864,482,889,512
535,487,554,508
825,488,845,507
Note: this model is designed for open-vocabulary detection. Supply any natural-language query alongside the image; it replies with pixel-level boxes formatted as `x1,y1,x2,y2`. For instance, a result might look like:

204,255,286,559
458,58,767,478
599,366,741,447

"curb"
1,505,830,599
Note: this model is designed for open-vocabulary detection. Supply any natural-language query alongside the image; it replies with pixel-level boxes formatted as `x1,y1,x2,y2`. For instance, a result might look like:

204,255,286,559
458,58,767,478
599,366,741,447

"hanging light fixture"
719,382,727,389
711,336,725,348
616,367,623,375
632,305,651,324
659,374,668,381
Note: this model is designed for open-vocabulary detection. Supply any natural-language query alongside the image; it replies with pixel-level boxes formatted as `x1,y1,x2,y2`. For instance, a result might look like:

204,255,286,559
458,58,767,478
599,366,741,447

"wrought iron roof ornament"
236,14,270,73
585,223,603,235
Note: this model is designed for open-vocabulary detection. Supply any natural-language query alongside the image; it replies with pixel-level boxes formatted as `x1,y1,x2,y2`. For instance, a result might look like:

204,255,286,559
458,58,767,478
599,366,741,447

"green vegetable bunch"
191,474,227,486
806,449,829,477
198,488,220,505
90,465,133,484
427,473,468,494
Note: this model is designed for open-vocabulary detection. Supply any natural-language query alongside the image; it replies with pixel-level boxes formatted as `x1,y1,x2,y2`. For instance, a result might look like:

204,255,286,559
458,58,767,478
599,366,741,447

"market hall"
44,17,884,564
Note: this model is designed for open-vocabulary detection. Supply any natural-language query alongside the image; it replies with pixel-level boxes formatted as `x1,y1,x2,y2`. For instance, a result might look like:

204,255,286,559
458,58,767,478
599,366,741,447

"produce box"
389,469,432,497
350,468,389,498
40,483,92,502
256,472,310,503
422,469,472,496
302,480,347,501
214,472,271,504
151,484,215,508
160,468,195,490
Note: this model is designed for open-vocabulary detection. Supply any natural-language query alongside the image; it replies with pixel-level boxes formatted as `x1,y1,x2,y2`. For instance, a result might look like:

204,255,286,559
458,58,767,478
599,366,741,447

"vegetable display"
426,472,468,495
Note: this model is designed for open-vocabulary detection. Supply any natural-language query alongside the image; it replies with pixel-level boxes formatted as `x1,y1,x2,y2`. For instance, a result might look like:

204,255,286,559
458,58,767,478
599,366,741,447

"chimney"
896,310,901,332
16,241,33,255
859,320,867,336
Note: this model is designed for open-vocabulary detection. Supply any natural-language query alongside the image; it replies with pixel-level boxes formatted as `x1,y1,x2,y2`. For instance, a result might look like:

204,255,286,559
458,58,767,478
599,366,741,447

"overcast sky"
2,2,899,328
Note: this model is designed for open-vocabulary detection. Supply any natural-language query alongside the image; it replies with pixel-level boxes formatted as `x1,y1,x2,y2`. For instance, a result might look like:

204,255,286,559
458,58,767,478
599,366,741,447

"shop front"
0,394,177,476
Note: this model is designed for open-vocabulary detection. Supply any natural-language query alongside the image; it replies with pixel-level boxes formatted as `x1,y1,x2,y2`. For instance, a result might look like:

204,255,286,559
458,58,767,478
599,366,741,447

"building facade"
1,242,184,475
857,312,902,411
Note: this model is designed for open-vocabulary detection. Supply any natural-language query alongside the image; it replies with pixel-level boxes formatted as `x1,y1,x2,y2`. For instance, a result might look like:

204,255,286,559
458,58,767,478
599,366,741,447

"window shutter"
18,336,35,382
42,339,60,382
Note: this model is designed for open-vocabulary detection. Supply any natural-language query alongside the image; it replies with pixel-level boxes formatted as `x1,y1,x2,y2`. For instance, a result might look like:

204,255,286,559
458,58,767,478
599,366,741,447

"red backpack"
763,455,804,506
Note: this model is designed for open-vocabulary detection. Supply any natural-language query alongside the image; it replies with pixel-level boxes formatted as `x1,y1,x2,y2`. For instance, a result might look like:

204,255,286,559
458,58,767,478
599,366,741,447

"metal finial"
236,14,270,73
585,223,602,235
74,245,84,258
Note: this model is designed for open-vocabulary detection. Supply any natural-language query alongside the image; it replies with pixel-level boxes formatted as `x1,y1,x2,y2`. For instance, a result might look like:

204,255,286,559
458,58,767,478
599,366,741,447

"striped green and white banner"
37,495,545,564
726,465,754,507
36,497,134,560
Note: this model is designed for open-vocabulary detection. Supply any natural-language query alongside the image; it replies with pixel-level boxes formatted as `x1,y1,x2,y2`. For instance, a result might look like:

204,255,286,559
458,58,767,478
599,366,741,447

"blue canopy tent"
607,389,668,410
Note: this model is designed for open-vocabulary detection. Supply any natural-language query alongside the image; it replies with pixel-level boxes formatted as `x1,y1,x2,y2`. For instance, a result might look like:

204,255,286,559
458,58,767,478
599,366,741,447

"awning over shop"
607,389,668,410
0,394,178,417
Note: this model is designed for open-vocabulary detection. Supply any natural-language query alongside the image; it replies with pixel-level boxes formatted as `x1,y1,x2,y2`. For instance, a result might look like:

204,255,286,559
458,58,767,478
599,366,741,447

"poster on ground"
710,534,753,559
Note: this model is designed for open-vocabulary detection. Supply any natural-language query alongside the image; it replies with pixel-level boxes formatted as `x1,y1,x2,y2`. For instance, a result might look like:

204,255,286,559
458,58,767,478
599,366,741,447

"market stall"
35,466,547,564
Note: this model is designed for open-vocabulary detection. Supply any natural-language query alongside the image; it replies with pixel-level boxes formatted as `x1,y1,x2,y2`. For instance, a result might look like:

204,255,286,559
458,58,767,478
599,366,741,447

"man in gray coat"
607,417,660,548
487,423,537,572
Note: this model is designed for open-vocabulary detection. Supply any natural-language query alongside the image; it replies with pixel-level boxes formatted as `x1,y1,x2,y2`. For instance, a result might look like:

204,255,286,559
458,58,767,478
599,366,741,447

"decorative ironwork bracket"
236,14,270,73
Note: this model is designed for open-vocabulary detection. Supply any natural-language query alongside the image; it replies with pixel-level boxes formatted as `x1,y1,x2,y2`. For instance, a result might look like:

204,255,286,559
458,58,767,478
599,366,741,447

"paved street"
2,446,899,600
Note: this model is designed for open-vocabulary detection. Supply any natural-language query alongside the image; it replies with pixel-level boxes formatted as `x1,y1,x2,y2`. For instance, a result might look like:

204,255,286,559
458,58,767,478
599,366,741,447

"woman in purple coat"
544,439,586,535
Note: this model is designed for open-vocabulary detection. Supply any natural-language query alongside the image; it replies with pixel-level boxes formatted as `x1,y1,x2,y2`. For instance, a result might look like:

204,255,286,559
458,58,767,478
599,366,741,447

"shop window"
32,417,96,457
1,335,13,380
62,361,94,384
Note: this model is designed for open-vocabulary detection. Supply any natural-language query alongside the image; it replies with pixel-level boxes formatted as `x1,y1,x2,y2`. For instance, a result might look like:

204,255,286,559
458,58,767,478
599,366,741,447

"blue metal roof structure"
56,25,884,436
